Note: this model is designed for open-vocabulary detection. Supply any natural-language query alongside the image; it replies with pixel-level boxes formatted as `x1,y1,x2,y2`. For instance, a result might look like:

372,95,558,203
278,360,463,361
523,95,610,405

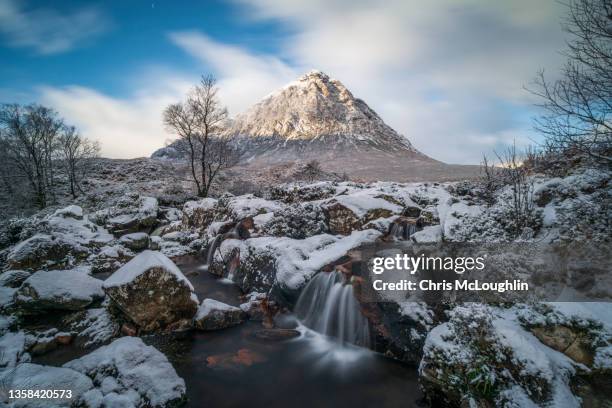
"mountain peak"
299,69,329,80
225,70,419,154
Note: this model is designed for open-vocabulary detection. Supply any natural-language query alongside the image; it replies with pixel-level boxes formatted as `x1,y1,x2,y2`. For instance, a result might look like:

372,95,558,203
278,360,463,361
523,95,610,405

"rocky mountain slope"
154,71,480,182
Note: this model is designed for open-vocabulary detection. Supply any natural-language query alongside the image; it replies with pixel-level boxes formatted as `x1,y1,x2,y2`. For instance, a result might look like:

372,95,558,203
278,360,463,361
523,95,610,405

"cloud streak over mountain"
31,1,567,163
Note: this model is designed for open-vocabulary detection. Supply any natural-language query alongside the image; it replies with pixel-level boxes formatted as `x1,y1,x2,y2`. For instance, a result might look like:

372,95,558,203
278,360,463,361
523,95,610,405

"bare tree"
302,160,323,182
529,0,612,163
495,143,536,237
163,75,237,197
479,154,501,206
58,126,100,198
0,104,63,208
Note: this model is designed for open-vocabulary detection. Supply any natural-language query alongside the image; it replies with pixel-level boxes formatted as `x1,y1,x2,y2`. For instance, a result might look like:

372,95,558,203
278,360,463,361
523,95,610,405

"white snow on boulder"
183,197,217,218
0,363,94,407
53,205,84,219
103,250,193,290
0,331,30,368
64,337,186,407
220,229,381,290
325,191,403,218
14,269,104,312
195,298,241,319
67,308,120,347
410,225,443,243
226,194,283,218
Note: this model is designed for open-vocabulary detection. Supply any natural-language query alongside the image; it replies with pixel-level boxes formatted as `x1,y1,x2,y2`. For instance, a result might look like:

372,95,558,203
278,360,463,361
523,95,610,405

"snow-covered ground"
0,161,609,407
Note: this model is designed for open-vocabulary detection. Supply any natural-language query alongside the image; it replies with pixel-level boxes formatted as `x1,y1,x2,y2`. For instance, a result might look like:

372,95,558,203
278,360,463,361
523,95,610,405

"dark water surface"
167,256,424,408
36,255,425,408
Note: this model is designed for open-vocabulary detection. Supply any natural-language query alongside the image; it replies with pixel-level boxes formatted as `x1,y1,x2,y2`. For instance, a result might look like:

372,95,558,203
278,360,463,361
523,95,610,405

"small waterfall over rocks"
388,221,418,241
295,271,370,348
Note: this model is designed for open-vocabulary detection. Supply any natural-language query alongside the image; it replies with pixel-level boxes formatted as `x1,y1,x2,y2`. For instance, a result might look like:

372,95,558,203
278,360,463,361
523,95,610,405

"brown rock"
206,348,266,370
103,251,199,332
531,325,594,366
252,329,300,341
531,326,577,352
193,299,245,331
54,333,74,345
564,338,593,366
121,322,138,336
322,201,361,235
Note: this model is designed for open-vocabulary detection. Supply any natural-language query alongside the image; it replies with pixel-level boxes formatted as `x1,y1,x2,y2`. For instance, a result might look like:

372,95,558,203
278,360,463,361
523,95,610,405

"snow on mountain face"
225,70,418,153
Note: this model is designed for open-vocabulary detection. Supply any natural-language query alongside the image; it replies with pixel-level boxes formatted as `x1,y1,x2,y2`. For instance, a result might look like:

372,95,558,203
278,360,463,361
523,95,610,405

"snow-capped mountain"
225,70,419,153
154,70,480,182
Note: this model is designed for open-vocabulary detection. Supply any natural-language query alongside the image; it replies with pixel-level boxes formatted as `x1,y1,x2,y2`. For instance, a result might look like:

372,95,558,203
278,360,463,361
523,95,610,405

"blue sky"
0,0,567,163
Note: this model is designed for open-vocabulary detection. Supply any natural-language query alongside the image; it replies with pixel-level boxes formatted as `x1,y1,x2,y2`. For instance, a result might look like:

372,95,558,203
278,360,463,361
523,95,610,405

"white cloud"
0,0,112,54
37,1,568,164
168,31,299,114
38,33,300,159
40,80,189,159
227,0,567,163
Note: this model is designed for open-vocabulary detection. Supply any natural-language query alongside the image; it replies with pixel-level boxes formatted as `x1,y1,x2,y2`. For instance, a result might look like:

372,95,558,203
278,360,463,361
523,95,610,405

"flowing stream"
295,270,370,347
32,255,424,408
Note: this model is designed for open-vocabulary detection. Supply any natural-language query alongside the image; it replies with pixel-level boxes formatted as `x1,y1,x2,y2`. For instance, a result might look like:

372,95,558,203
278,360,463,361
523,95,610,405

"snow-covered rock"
182,197,217,230
88,244,134,274
0,270,30,288
239,292,268,321
321,191,403,235
63,337,186,407
64,308,120,347
410,225,443,243
14,269,104,313
261,202,327,238
6,234,87,270
0,331,30,368
419,304,582,407
222,194,282,220
91,194,159,235
193,299,245,330
119,232,150,250
53,205,83,219
103,251,198,331
0,286,16,311
216,229,381,302
0,363,94,407
5,207,112,270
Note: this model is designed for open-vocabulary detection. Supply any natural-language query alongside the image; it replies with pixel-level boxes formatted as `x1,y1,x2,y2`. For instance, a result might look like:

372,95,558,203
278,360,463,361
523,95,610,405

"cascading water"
295,271,370,348
206,235,222,266
387,219,419,241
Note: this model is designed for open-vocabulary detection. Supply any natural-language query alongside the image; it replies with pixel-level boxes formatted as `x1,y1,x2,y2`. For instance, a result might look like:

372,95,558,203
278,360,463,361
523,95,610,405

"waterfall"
388,220,418,240
206,235,222,266
295,271,370,348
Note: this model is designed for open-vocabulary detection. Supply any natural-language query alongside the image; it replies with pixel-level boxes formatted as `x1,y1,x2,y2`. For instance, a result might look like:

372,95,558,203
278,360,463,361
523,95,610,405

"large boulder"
182,197,218,229
119,232,150,251
321,194,402,235
6,206,112,270
215,230,381,306
261,202,328,239
6,234,87,270
321,201,361,235
419,304,580,407
0,331,30,368
63,337,186,407
0,363,94,407
63,307,120,347
193,299,245,330
0,270,31,288
91,194,159,235
14,268,104,314
103,250,198,331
